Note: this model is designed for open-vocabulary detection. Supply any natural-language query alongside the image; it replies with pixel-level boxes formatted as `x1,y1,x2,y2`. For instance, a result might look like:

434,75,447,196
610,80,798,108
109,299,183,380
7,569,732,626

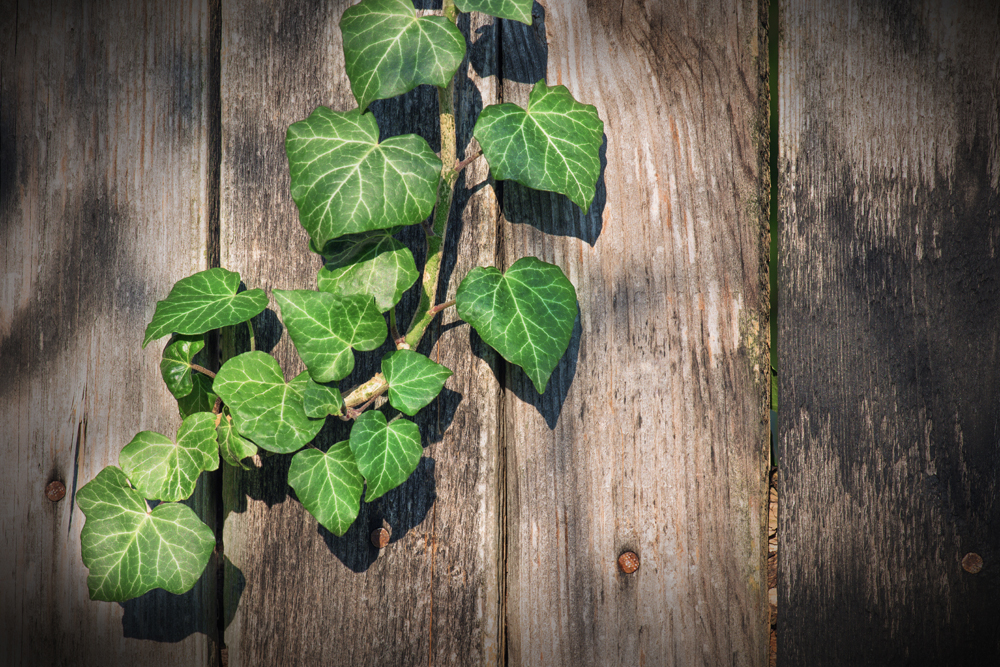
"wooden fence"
1,0,995,666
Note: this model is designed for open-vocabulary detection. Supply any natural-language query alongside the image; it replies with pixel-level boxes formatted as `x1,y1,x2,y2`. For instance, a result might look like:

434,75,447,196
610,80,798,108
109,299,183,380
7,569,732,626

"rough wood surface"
500,2,771,665
0,0,220,664
779,0,1000,664
219,2,503,664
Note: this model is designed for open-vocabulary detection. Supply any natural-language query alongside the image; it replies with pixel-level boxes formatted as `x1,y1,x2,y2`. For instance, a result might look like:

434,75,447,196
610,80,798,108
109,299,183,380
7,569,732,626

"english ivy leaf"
214,352,324,454
217,412,258,469
178,373,217,418
456,256,576,394
286,107,441,248
381,349,452,416
349,411,422,502
118,413,220,502
341,0,466,110
316,229,419,312
288,443,364,536
143,268,268,348
78,466,215,602
273,290,387,383
474,80,604,211
454,0,532,24
303,380,344,419
160,334,206,399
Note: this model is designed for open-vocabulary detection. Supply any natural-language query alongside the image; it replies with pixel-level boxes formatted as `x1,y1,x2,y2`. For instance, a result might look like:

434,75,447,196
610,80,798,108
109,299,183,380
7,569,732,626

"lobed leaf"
214,352,324,454
143,268,267,348
288,443,364,536
454,0,533,24
273,289,387,384
474,80,604,211
456,256,576,394
341,0,466,110
217,412,258,469
381,349,452,416
316,229,419,312
118,413,220,502
302,380,344,419
178,373,218,418
78,466,215,602
286,107,441,248
349,411,422,502
160,334,206,399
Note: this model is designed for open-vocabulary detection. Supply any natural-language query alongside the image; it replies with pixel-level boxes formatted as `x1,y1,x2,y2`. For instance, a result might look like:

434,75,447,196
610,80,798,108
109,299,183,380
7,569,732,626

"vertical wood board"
1,0,220,664
779,0,1000,663
219,2,503,664
500,1,771,665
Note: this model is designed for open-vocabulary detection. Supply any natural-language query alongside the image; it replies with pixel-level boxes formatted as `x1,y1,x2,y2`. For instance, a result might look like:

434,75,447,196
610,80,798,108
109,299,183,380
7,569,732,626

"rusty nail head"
962,552,983,574
371,528,390,549
46,481,66,502
618,551,640,574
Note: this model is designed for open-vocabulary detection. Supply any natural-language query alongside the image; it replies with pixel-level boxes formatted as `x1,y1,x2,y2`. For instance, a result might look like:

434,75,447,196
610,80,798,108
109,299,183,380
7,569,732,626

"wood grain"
779,0,1000,664
0,0,220,664
219,3,503,664
500,2,772,665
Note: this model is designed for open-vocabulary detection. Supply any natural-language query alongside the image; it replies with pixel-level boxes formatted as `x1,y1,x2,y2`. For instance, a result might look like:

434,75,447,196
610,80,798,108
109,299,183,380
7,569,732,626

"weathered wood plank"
0,0,220,664
500,2,771,665
219,2,503,664
779,0,1000,663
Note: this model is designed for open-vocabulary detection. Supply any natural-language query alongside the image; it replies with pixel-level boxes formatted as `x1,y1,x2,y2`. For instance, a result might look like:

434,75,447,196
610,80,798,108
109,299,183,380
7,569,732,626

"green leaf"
302,380,344,419
456,256,576,393
214,352,324,454
341,0,466,110
454,0,532,24
474,80,604,211
349,411,422,502
78,466,215,602
381,349,452,416
286,107,441,248
273,290,387,383
316,229,419,312
288,443,364,536
143,268,268,348
118,413,220,502
160,334,206,399
178,373,218,418
217,412,258,469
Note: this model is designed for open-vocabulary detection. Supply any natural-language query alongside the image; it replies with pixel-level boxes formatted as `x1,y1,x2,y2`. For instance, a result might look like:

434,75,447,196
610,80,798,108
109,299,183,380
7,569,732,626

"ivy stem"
429,299,456,316
247,319,256,352
190,363,217,379
455,148,482,173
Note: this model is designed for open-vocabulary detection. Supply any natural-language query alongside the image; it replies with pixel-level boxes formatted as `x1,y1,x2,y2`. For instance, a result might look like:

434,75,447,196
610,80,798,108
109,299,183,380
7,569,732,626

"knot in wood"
45,480,66,502
618,551,640,574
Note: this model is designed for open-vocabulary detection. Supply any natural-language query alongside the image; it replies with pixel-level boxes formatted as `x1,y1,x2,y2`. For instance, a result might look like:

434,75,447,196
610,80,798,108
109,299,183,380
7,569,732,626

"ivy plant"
79,0,602,602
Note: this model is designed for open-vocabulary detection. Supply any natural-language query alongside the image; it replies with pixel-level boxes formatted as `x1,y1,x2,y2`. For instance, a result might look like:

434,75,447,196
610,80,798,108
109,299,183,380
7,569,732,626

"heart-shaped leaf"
160,334,207,399
143,268,268,348
454,0,532,24
214,352,324,454
118,412,220,502
341,0,466,110
382,349,452,416
178,373,218,418
273,290,387,384
78,466,215,602
217,412,258,469
474,80,604,211
349,411,422,502
286,107,441,248
316,229,419,312
456,256,576,393
302,380,344,419
288,442,364,536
